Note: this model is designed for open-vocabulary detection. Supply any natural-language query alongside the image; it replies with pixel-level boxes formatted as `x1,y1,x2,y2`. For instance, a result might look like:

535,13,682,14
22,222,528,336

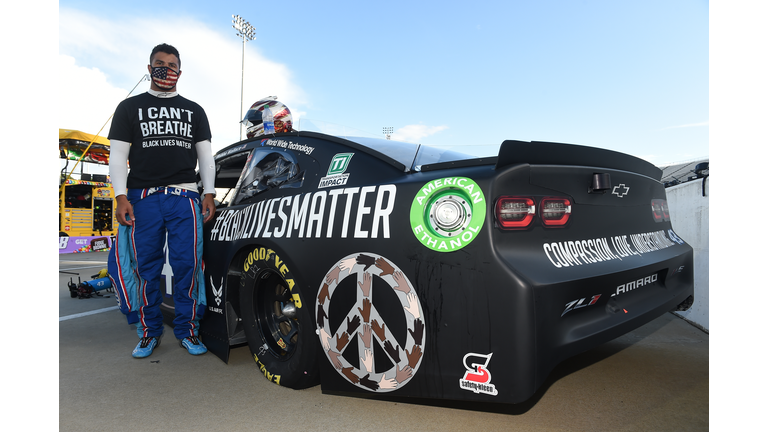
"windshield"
341,136,497,171
231,148,304,205
294,118,500,171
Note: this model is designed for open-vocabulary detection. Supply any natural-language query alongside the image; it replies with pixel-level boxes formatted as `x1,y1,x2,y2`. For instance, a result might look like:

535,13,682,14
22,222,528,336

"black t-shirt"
108,92,212,189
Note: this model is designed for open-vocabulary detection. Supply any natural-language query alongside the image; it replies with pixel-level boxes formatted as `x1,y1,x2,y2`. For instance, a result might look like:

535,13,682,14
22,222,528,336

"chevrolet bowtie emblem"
612,184,630,198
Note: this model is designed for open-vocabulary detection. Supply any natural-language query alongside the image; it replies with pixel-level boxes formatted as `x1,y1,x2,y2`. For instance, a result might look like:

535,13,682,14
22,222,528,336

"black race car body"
193,131,694,405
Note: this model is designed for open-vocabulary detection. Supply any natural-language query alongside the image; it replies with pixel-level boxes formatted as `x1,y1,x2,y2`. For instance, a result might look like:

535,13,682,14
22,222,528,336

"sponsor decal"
316,253,425,393
667,229,685,245
59,236,116,253
319,153,354,189
612,273,658,298
318,174,349,189
253,352,282,385
459,353,498,396
91,237,109,251
215,144,247,159
562,294,602,316
327,153,354,175
612,184,630,198
409,177,486,252
242,247,302,308
543,230,681,269
209,184,397,241
260,138,316,155
210,276,223,306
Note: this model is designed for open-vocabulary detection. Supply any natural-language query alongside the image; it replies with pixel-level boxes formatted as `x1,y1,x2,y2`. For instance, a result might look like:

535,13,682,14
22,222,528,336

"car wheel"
239,250,320,389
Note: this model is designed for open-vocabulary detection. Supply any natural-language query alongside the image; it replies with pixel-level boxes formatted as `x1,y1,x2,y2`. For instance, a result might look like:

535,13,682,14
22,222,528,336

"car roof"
214,131,489,173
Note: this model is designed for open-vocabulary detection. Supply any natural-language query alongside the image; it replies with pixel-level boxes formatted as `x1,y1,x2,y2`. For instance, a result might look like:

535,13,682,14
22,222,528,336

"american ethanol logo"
409,177,486,252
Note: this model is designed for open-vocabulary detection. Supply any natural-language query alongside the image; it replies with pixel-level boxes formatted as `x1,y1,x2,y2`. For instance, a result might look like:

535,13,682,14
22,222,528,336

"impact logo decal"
316,253,425,392
459,353,498,396
410,177,486,252
319,153,354,188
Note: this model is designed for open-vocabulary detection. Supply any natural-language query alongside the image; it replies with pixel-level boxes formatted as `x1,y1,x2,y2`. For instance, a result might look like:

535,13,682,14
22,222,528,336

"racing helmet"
242,96,294,139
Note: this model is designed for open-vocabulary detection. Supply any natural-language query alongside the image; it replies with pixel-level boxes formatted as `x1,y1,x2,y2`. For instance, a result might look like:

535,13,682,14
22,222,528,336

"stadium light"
233,14,256,141
383,127,393,140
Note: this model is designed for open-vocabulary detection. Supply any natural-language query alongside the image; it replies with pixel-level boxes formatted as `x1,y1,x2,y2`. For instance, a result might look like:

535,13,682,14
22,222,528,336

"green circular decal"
409,177,486,252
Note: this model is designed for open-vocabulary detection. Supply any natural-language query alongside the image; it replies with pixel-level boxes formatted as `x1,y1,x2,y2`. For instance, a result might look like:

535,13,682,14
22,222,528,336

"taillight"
651,199,670,222
541,197,572,227
495,196,535,229
662,201,670,220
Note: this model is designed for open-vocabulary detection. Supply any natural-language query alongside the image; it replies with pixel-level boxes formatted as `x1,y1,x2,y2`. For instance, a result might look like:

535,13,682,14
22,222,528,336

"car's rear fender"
482,160,695,400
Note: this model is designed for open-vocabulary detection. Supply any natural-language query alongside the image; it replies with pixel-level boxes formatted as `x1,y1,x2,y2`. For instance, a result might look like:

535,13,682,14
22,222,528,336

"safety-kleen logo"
459,352,498,396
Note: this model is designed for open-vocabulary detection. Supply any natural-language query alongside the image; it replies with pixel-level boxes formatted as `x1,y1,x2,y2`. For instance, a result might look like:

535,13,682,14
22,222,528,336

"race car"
176,100,694,405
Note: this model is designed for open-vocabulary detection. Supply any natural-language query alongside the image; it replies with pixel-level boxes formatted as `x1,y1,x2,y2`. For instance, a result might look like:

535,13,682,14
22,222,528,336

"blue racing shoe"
132,336,160,359
179,336,208,355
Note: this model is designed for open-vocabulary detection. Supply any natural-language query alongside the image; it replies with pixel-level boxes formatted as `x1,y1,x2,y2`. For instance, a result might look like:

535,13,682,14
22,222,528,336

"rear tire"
239,248,319,389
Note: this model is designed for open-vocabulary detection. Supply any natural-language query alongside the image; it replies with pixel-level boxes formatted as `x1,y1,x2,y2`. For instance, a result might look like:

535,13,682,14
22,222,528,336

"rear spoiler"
495,140,662,181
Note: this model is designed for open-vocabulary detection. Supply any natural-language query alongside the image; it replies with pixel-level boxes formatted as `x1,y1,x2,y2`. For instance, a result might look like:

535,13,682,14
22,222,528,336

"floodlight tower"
233,14,256,141
383,127,393,140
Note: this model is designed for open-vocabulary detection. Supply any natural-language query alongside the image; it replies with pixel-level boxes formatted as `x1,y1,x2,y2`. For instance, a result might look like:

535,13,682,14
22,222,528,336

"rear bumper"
501,243,695,403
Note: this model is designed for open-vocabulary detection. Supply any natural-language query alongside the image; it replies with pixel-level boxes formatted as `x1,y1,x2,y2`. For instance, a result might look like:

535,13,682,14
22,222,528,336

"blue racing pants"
108,188,206,340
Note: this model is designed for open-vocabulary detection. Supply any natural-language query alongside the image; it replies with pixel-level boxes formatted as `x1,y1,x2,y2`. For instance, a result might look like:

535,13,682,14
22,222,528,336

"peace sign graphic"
316,252,425,392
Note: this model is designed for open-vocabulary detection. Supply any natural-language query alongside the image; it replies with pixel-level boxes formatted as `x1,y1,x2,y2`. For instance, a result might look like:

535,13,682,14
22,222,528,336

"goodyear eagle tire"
239,246,320,389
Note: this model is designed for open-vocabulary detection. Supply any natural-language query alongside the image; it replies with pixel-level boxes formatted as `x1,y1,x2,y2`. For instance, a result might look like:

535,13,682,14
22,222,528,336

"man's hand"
202,194,216,223
115,195,134,226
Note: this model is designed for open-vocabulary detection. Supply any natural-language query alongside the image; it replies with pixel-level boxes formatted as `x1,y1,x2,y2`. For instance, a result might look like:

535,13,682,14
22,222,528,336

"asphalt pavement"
58,251,709,431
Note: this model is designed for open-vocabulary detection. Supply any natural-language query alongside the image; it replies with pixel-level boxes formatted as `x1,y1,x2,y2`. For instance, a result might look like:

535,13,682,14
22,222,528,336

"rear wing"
495,140,662,181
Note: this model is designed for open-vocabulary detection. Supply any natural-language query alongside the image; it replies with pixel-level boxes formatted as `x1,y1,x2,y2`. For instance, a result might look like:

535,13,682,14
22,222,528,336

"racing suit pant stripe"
163,195,206,339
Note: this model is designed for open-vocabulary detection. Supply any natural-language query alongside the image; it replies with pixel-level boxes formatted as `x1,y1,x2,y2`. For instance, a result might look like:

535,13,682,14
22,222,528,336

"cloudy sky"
57,0,709,165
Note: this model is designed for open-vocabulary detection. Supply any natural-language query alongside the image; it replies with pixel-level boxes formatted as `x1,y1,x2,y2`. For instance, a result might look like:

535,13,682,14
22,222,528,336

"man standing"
107,43,216,358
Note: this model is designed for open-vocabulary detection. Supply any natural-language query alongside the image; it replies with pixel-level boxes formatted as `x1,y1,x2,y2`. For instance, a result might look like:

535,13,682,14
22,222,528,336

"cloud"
58,55,130,136
659,121,709,131
391,124,449,143
59,7,306,152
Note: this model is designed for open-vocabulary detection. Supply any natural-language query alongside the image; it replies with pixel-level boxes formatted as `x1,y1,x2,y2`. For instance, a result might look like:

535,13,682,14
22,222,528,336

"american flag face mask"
150,66,179,90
